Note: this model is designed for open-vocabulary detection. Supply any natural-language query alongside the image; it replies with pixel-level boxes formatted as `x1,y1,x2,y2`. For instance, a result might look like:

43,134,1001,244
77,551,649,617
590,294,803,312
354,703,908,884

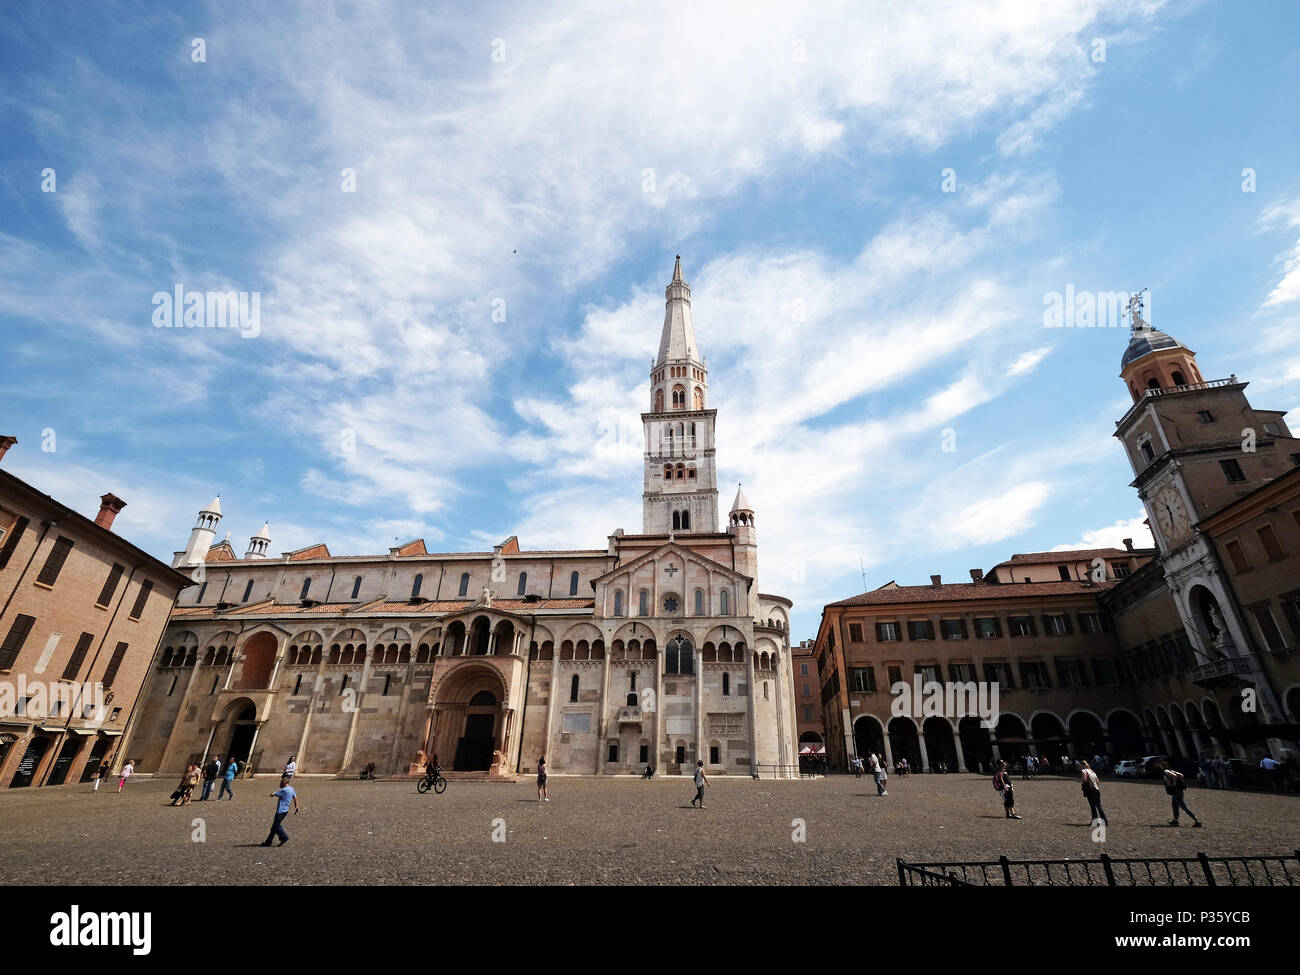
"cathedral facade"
126,259,798,778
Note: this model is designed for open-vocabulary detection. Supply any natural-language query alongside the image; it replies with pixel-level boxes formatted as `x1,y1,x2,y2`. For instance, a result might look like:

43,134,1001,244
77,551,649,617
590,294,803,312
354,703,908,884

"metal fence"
897,851,1300,887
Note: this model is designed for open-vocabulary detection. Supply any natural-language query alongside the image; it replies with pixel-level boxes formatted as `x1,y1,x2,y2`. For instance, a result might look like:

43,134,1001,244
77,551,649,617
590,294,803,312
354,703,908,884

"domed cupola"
1118,293,1203,402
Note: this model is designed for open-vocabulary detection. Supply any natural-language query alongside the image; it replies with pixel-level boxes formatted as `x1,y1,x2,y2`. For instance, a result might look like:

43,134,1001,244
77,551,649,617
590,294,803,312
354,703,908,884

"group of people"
1017,753,1111,778
171,755,241,805
849,753,891,795
993,758,1203,827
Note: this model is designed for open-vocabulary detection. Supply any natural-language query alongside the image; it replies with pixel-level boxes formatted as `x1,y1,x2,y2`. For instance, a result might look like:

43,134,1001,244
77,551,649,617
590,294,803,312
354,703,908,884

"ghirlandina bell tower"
642,256,719,534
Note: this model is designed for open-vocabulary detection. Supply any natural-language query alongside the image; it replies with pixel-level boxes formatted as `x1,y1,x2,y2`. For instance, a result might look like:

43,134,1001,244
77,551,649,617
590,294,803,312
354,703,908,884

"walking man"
690,759,709,808
92,760,109,792
1161,762,1202,827
1081,760,1106,825
218,757,239,800
200,756,219,801
869,751,887,796
261,780,299,847
876,753,888,796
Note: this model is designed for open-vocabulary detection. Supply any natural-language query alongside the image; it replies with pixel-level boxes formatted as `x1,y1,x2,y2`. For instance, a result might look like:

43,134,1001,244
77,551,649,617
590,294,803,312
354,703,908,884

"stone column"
597,649,611,775
916,732,930,773
694,643,705,771
745,647,758,775
654,638,665,768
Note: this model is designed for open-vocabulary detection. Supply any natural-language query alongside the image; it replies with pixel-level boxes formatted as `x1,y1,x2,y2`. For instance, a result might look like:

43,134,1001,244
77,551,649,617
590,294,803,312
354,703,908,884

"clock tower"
1114,294,1299,723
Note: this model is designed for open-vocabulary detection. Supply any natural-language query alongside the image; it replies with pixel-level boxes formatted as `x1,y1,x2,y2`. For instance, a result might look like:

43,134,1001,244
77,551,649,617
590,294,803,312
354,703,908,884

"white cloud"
1051,511,1155,551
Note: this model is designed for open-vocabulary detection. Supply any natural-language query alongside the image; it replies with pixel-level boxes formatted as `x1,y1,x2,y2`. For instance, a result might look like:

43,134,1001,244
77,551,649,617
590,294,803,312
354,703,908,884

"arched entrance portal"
431,665,509,772
224,701,259,765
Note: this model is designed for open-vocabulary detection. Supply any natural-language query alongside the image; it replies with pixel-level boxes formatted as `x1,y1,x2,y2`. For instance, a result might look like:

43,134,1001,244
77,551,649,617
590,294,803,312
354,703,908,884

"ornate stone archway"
427,663,511,773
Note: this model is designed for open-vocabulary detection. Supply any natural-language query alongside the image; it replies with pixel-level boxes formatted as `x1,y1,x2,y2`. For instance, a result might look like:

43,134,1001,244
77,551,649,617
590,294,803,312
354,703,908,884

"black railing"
897,851,1300,887
753,763,805,779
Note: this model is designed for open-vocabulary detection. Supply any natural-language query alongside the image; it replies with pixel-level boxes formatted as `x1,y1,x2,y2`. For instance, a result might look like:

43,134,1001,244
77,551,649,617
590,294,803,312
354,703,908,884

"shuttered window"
96,564,125,607
61,631,95,680
0,516,30,569
128,580,154,620
101,641,129,688
35,536,74,586
0,614,38,669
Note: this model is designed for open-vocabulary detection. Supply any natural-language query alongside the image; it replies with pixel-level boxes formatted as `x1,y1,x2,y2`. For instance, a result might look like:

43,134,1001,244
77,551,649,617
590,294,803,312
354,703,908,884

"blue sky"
3,1,1299,640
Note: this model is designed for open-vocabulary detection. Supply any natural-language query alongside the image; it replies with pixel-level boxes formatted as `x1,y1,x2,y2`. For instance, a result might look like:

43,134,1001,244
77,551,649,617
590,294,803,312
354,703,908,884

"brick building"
0,437,191,788
811,297,1300,773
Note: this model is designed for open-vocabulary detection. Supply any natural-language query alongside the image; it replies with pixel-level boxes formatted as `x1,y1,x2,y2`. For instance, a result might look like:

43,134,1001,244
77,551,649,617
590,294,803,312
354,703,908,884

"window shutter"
1063,614,1074,635
101,641,129,688
1281,599,1300,643
1028,616,1038,636
36,536,74,586
61,632,95,680
0,516,30,569
1100,611,1111,633
0,614,37,669
96,564,126,606
129,580,154,619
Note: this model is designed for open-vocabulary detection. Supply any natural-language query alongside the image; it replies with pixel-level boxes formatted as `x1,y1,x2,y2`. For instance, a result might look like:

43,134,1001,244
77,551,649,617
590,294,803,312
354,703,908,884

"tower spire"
657,255,699,367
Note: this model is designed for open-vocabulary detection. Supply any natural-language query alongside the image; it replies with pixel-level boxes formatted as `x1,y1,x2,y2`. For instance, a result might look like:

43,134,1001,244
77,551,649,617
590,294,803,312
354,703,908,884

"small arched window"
569,571,579,596
639,590,648,616
664,464,673,479
763,681,770,701
1171,370,1187,386
694,590,703,615
720,589,729,615
676,463,685,479
722,672,730,696
627,692,638,706
693,387,703,410
681,511,691,530
672,512,681,531
300,578,312,600
242,579,254,602
655,389,664,412
411,574,423,599
570,674,580,702
458,573,470,597
351,576,362,599
517,572,527,596
1147,378,1160,389
614,590,624,616
672,384,685,408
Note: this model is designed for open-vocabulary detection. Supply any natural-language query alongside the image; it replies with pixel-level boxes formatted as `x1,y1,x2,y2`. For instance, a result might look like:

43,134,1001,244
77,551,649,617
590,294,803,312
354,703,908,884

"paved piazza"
2,774,1297,885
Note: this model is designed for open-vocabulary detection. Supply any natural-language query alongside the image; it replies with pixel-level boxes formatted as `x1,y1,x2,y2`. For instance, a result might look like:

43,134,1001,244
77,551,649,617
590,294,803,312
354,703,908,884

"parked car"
1223,758,1287,792
1114,759,1142,778
1139,755,1169,777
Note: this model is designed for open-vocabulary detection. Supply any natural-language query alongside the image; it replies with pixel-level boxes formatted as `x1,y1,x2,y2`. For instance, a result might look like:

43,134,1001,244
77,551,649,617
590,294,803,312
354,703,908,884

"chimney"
95,493,127,530
1122,537,1134,552
0,435,16,464
970,568,983,584
930,574,942,587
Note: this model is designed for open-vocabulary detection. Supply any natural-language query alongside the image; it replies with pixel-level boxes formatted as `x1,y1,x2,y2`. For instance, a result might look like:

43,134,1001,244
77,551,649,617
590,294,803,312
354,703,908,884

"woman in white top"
1080,760,1106,825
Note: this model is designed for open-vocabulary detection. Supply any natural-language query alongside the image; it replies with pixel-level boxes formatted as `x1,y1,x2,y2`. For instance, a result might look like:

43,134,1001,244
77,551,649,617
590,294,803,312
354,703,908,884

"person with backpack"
994,759,1021,819
1080,759,1106,825
1160,762,1202,827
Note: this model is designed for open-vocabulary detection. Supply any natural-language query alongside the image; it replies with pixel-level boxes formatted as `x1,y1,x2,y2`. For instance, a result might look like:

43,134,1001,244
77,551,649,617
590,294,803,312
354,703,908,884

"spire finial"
1128,288,1148,331
672,255,683,283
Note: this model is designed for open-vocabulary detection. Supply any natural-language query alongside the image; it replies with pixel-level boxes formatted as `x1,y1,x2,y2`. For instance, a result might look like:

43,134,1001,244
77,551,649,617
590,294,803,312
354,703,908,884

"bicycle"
417,768,447,794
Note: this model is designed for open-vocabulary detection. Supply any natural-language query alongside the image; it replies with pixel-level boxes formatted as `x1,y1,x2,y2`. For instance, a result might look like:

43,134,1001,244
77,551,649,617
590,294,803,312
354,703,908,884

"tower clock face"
1152,484,1189,542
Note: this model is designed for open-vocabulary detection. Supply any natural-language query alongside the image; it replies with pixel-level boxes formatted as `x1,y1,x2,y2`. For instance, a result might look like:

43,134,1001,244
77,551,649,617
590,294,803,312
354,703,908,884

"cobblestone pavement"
2,773,1297,885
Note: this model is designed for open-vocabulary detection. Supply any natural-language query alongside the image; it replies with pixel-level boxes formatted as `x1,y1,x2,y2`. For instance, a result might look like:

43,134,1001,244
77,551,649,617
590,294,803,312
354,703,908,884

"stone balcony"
617,706,643,727
1187,656,1253,687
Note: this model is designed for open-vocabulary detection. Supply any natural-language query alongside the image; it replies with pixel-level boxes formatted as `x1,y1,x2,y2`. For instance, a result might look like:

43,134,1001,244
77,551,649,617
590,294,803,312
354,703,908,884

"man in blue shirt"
261,783,300,847
218,758,238,800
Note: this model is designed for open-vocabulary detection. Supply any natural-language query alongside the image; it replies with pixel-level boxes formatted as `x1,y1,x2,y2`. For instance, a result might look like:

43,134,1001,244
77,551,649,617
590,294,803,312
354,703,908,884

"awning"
38,725,66,733
67,728,97,736
799,745,826,755
99,730,124,737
